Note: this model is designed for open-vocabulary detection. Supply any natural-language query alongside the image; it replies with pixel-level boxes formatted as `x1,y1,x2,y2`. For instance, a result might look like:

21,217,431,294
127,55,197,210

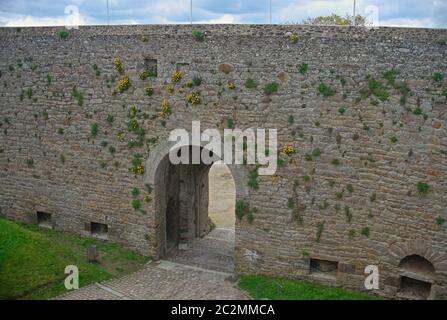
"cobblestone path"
57,228,247,300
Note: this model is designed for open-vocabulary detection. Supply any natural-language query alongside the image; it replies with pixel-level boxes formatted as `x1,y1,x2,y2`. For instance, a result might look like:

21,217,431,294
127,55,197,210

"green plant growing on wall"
331,158,340,166
346,183,353,193
432,72,444,82
382,68,399,86
132,199,141,210
264,82,279,95
145,86,154,96
192,29,205,41
130,153,144,175
338,107,346,114
292,204,305,225
344,206,352,223
236,200,250,221
91,123,98,137
248,167,259,190
369,192,377,202
246,208,256,224
312,148,321,157
287,115,294,124
360,77,388,102
298,63,308,75
226,118,234,129
145,184,153,193
360,227,370,237
59,154,65,164
57,128,64,135
436,216,445,226
72,87,83,106
26,158,34,167
106,114,114,125
131,187,140,197
108,145,116,155
46,74,52,85
192,75,202,86
58,30,69,39
318,82,335,97
245,78,257,89
417,181,430,194
316,221,325,242
25,88,33,99
390,136,397,143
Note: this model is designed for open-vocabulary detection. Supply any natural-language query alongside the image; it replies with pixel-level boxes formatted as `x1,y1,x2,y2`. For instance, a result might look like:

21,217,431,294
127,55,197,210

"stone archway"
144,139,249,261
386,239,447,299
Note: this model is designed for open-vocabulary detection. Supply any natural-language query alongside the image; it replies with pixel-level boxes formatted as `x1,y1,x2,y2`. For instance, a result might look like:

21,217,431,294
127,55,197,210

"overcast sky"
0,0,446,28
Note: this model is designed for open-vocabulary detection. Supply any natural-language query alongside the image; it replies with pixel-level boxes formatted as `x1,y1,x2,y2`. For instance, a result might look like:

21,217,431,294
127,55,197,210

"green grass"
0,218,150,300
238,275,379,300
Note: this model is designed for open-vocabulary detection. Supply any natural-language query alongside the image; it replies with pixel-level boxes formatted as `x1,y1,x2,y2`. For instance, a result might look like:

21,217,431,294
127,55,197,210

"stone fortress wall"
0,25,446,299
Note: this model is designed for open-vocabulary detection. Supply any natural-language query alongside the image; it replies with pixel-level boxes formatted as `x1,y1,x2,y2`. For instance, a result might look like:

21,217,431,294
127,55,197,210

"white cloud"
379,17,438,28
4,13,90,27
199,14,237,24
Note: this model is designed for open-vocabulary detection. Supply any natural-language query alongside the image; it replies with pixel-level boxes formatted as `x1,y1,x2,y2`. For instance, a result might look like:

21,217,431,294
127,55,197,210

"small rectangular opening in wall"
176,62,190,75
310,258,338,278
144,58,157,77
90,222,108,239
37,212,52,229
398,276,432,300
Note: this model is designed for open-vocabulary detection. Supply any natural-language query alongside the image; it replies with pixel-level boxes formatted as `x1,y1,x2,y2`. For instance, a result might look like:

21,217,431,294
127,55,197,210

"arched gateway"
144,139,249,259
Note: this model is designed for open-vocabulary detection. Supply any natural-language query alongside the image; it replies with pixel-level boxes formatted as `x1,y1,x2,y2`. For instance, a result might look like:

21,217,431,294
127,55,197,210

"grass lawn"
238,275,380,300
0,218,150,300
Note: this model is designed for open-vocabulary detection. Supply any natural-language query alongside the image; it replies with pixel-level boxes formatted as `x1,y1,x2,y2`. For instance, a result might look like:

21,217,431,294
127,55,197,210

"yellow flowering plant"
228,82,236,89
289,32,299,44
160,99,171,118
113,58,124,74
186,91,201,106
282,145,296,155
171,71,183,82
118,75,131,92
166,84,174,93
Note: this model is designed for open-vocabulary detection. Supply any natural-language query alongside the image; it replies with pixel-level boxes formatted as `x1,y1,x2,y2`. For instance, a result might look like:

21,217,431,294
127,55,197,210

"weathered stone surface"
0,25,446,299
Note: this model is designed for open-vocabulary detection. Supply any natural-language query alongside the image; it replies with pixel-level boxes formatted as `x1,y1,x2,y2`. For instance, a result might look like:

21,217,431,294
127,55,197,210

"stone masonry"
0,25,446,299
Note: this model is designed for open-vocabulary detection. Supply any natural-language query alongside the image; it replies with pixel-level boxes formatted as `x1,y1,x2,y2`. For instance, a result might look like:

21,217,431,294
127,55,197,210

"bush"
131,199,141,210
245,78,257,89
192,29,204,41
432,72,444,82
318,82,335,97
360,227,370,237
91,123,98,136
417,181,429,194
264,82,279,95
59,30,69,39
298,63,308,75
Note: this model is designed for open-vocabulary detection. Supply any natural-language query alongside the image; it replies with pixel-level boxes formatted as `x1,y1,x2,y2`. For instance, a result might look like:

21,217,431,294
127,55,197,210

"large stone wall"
0,25,446,299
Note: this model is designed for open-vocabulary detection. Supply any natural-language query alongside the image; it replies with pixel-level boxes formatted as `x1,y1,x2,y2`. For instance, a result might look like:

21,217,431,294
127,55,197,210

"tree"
302,14,368,26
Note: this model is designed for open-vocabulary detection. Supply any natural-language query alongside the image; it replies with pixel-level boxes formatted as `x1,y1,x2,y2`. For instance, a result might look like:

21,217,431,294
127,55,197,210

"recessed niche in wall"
90,222,108,239
36,211,52,229
144,57,157,77
176,62,190,75
398,254,435,299
399,276,432,299
310,258,338,279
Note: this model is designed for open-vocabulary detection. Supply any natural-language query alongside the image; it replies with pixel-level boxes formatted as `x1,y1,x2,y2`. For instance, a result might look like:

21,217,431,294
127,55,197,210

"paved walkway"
57,228,247,300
